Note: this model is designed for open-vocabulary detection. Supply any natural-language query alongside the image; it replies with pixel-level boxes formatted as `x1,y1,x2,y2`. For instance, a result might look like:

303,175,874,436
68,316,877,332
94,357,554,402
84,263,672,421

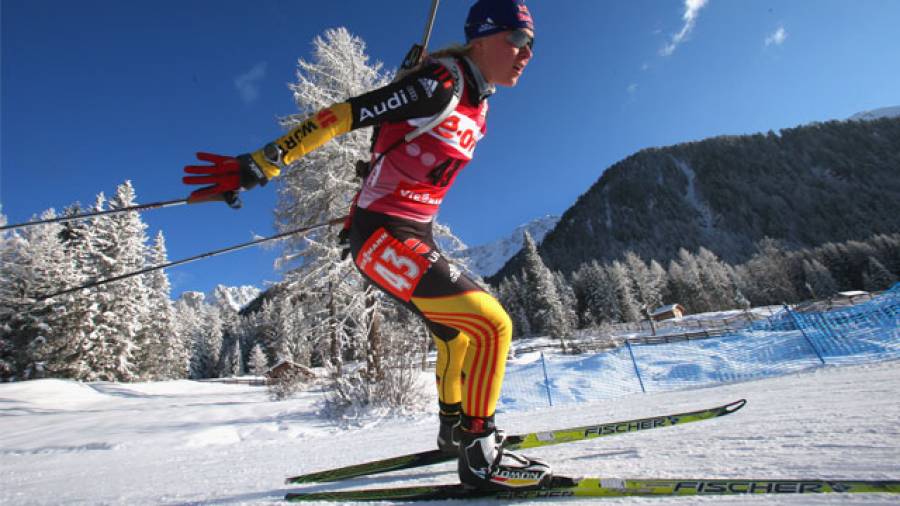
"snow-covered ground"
2,359,899,505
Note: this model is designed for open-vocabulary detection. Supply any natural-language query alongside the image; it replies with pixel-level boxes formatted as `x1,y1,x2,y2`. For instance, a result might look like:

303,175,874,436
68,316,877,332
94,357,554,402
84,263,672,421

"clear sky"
3,0,899,298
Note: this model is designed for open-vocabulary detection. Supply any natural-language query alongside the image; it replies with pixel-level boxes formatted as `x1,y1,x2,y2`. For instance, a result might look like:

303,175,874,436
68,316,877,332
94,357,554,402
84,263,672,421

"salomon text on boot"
457,415,552,490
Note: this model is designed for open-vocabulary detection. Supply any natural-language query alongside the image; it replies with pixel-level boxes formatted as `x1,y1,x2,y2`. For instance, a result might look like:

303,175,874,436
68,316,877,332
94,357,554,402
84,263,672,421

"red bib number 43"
355,228,430,301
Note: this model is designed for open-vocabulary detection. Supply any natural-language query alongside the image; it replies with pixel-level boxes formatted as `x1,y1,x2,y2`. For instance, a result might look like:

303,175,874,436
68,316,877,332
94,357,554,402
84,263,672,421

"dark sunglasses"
506,29,534,52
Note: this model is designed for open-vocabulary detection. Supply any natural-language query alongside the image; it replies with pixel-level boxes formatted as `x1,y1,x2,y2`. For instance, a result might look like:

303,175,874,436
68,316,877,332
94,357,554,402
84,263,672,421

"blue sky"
3,0,899,298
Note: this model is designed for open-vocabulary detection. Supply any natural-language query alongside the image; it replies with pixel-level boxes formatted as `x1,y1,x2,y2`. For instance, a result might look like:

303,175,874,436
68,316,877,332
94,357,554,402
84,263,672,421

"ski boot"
437,410,462,455
457,415,552,490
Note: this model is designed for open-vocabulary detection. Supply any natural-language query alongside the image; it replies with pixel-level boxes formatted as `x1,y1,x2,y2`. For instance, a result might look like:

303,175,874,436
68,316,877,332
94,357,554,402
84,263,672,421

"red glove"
182,152,268,209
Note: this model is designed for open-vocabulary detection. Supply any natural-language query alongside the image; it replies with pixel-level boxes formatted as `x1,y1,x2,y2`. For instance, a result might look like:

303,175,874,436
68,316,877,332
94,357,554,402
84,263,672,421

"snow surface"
2,359,899,504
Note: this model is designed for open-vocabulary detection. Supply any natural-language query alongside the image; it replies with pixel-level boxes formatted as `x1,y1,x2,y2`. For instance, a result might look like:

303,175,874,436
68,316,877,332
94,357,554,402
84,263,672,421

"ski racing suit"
248,55,509,421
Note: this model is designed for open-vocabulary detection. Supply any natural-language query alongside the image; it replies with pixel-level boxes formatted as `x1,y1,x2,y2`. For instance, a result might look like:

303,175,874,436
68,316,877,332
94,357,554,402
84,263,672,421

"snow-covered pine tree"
802,258,838,299
55,203,108,381
275,27,390,237
248,342,269,376
863,256,897,292
696,247,737,311
869,234,900,278
273,28,391,378
648,259,669,307
552,271,577,345
623,251,665,316
275,294,311,366
497,274,531,337
0,209,13,379
88,183,150,381
227,339,242,377
0,210,87,379
521,232,571,345
194,303,223,379
570,262,597,328
173,293,204,378
607,260,641,323
139,231,182,379
667,249,708,313
571,260,616,326
212,293,243,379
177,291,220,379
252,298,281,364
744,238,799,305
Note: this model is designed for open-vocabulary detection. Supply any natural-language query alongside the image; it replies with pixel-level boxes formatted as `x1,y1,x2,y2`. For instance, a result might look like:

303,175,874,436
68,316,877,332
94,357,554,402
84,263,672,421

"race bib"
355,228,430,301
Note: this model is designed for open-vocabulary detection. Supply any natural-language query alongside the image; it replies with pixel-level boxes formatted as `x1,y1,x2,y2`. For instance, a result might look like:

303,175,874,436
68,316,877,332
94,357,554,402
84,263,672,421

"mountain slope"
492,117,900,281
850,105,900,121
456,215,559,277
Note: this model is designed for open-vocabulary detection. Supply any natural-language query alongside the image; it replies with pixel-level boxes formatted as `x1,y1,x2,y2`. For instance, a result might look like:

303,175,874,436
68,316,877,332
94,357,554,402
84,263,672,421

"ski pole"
34,216,347,302
0,198,189,232
400,0,441,70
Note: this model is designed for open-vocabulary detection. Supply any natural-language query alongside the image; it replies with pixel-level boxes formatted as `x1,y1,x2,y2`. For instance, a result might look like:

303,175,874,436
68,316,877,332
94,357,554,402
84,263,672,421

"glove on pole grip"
183,152,267,209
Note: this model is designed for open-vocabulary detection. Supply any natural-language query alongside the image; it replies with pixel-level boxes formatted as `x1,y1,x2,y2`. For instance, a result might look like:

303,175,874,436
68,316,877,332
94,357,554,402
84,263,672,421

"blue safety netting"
498,283,900,411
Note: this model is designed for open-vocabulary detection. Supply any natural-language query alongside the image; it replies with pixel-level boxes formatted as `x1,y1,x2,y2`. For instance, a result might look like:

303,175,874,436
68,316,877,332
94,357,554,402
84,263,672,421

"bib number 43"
356,229,430,301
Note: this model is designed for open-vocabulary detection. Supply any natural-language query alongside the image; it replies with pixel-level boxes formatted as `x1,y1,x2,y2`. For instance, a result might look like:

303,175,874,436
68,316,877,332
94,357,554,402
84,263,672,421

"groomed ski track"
2,361,898,505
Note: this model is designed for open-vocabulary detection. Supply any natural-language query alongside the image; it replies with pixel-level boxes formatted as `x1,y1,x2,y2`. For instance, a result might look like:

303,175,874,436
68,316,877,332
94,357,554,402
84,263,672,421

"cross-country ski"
285,477,900,502
285,399,745,484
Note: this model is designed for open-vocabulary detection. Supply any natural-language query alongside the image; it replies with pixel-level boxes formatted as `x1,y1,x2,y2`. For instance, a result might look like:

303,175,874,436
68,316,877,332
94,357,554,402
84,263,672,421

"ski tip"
725,399,747,413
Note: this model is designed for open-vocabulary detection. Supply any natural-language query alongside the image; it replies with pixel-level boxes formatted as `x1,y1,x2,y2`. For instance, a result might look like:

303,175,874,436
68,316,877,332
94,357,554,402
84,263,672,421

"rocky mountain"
177,285,261,313
211,285,261,313
491,115,900,283
454,215,559,277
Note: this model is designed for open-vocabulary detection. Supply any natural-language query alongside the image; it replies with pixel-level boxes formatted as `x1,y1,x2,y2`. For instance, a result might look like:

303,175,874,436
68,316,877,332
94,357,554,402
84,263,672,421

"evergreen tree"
863,256,897,292
173,294,204,378
56,204,104,380
623,251,667,315
521,232,571,342
0,210,88,379
138,231,182,379
553,271,578,337
696,247,736,311
87,183,150,381
648,260,669,307
248,343,269,376
274,295,311,366
869,234,900,277
607,261,641,323
802,258,838,299
576,260,622,325
178,292,220,380
498,275,531,337
0,209,11,379
571,261,601,327
227,339,243,377
273,27,391,380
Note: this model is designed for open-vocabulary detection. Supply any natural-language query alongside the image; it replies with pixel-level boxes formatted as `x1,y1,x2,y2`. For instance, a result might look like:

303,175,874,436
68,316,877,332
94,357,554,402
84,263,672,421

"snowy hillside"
177,285,261,313
457,215,560,277
849,105,900,121
2,358,898,504
212,284,262,313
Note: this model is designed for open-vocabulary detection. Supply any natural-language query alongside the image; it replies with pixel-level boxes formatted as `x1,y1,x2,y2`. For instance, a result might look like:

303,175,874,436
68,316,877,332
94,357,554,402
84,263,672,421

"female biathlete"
183,0,549,491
